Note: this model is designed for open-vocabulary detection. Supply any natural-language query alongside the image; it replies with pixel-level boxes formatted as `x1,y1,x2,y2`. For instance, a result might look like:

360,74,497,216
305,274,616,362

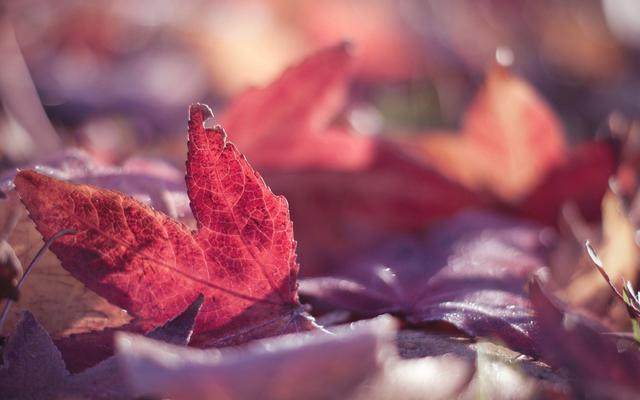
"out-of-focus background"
1,0,639,167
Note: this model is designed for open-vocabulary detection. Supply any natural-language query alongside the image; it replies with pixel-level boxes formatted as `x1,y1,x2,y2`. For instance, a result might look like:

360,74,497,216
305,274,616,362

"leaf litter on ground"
0,43,638,399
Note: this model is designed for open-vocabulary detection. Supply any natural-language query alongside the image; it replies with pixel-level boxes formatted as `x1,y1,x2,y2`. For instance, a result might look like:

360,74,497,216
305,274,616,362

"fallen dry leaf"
0,295,203,400
530,270,640,398
401,68,617,226
300,211,550,356
117,315,396,400
408,66,567,202
14,104,316,371
220,43,373,171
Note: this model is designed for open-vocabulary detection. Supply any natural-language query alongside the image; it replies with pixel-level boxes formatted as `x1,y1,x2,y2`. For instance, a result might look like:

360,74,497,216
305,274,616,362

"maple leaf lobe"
186,103,299,305
14,169,204,324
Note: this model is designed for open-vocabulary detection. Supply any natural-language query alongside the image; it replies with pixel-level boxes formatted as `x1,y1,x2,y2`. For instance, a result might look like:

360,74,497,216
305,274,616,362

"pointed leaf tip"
189,103,214,123
14,169,40,189
17,309,37,328
585,241,604,269
0,310,69,399
147,294,205,346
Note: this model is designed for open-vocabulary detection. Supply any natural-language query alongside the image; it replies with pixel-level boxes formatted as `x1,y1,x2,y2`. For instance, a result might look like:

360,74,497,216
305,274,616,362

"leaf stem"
0,228,75,335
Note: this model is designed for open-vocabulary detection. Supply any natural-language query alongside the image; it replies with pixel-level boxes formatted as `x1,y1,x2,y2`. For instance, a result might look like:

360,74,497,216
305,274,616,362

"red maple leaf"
14,104,316,370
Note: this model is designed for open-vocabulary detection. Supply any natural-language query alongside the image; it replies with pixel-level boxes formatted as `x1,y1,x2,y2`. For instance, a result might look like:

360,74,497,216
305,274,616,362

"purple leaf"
300,212,551,355
529,271,640,398
1,148,190,218
0,312,68,399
